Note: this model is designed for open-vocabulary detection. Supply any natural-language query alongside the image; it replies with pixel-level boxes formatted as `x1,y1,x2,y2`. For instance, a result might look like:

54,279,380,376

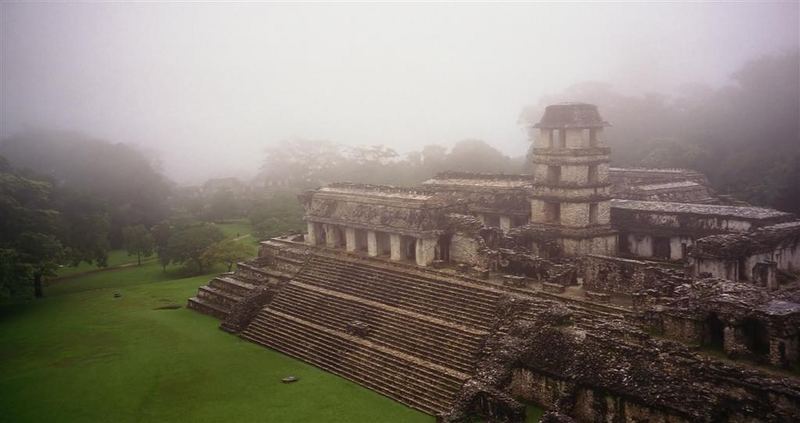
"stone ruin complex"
188,103,800,422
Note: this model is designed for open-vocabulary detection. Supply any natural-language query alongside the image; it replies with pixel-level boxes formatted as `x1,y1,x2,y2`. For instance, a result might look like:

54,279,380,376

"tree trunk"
34,272,44,298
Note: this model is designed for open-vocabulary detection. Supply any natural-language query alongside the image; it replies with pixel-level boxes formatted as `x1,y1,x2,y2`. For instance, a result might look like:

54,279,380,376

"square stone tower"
527,103,617,256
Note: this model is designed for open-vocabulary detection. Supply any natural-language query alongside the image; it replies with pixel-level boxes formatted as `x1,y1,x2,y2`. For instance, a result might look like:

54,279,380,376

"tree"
57,191,110,267
164,223,225,274
0,248,30,298
0,157,64,298
446,139,511,173
0,131,170,247
248,192,306,240
122,225,155,265
151,221,173,272
16,233,64,298
201,239,253,272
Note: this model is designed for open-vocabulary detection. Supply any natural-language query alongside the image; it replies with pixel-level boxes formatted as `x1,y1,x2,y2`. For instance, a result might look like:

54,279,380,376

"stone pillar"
306,222,318,246
415,237,437,267
367,231,378,257
345,227,357,252
768,336,798,368
389,234,402,261
499,216,512,233
723,325,744,357
323,224,338,248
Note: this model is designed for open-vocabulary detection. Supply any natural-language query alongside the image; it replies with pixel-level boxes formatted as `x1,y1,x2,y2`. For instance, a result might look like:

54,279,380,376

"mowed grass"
0,261,433,422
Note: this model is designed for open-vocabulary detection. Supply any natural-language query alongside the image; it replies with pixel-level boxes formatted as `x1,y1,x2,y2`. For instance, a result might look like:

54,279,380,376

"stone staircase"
240,253,504,415
187,256,296,319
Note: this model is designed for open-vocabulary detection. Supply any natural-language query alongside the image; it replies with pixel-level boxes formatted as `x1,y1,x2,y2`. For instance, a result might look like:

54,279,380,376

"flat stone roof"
319,184,434,201
635,181,702,191
533,103,609,129
423,177,533,189
611,199,794,220
761,300,800,316
609,167,697,174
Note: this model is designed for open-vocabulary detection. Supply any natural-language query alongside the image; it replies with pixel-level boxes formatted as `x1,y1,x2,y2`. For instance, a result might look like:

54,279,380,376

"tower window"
588,165,598,184
544,202,561,224
589,203,599,224
589,128,598,147
547,165,561,184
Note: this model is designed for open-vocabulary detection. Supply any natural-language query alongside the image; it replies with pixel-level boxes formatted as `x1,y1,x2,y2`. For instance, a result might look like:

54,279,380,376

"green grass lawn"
215,219,255,239
0,263,433,422
55,250,153,279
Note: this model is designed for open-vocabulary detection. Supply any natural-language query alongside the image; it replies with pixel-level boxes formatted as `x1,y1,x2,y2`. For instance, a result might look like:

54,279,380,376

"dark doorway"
619,234,631,255
405,237,416,261
703,313,725,350
741,318,770,357
437,234,452,262
653,237,671,259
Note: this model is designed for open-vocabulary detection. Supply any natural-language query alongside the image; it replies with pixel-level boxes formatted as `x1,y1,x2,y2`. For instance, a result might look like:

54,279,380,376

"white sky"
1,2,798,183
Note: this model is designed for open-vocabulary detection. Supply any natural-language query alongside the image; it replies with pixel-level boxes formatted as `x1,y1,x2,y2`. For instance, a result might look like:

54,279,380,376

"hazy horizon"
2,2,798,184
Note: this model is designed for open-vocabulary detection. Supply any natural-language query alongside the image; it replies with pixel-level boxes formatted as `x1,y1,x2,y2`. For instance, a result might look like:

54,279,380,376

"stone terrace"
238,242,506,415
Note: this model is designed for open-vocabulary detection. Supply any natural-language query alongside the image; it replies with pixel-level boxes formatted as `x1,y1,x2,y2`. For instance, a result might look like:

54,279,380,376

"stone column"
770,337,790,367
499,216,512,233
306,222,318,246
367,231,378,257
723,325,743,356
345,227,357,252
389,234,402,261
415,237,437,267
323,224,337,248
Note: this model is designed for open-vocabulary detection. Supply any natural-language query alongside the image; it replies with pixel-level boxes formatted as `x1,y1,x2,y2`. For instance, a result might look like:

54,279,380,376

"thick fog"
1,2,798,184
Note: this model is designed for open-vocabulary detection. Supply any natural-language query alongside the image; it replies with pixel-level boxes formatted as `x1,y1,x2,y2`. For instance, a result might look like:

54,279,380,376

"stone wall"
450,234,482,265
582,255,651,295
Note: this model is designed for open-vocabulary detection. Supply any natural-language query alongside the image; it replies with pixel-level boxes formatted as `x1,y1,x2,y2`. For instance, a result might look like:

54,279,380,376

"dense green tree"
0,131,170,246
248,192,306,240
444,139,512,173
56,192,110,267
205,189,239,223
151,222,173,272
163,223,225,274
0,156,65,298
122,225,155,265
0,249,30,298
201,239,253,272
15,233,64,298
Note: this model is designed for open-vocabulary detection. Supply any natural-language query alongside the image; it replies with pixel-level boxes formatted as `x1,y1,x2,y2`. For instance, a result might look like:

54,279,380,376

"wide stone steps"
197,286,243,308
241,309,466,415
209,275,256,297
296,258,499,329
270,282,483,374
276,281,486,351
313,254,502,305
187,296,230,319
295,268,495,330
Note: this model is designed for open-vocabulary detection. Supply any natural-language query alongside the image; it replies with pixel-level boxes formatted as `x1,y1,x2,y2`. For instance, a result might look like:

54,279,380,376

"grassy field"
0,260,433,422
2,218,543,422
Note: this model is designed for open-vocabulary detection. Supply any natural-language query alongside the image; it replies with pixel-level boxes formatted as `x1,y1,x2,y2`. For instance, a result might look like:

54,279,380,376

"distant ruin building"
188,103,800,422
